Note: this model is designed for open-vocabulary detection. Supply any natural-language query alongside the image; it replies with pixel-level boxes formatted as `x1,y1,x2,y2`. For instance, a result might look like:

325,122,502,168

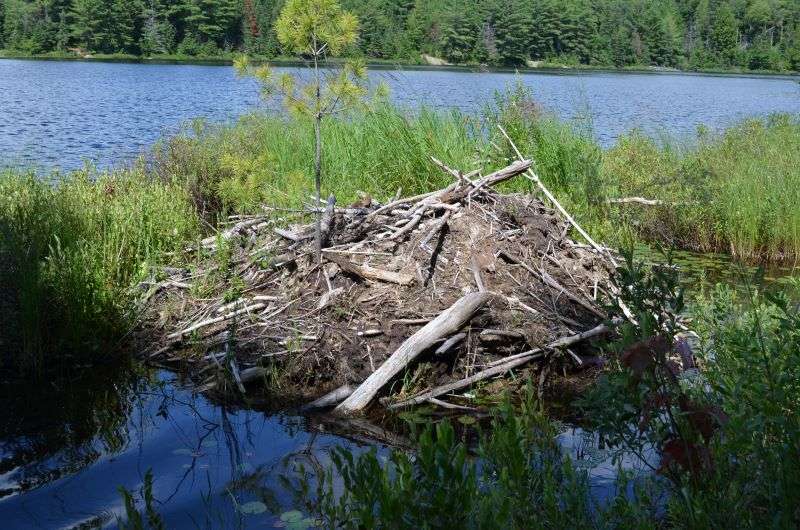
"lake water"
0,59,798,171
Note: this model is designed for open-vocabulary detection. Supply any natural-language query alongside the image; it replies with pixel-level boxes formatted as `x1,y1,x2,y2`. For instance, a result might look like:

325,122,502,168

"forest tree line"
1,0,799,71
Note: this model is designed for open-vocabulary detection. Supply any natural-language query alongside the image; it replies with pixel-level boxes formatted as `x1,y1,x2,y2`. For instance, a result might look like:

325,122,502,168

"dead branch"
336,292,493,415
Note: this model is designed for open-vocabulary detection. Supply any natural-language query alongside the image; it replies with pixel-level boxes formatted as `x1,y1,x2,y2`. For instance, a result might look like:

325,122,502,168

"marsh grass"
149,106,490,217
0,169,198,370
150,90,800,265
314,395,658,529
604,115,800,262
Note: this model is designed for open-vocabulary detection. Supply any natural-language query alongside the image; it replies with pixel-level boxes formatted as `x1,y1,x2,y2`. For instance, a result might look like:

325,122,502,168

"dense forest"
1,0,799,71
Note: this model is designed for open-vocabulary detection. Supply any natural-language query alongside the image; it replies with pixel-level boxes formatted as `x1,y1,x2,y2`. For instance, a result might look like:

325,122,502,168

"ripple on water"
0,59,799,171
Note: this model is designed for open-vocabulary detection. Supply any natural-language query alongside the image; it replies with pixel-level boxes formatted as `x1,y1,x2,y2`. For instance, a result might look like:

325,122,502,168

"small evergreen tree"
236,0,379,261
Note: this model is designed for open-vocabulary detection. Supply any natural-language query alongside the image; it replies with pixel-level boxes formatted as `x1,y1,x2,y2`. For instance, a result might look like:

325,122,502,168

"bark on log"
335,292,493,415
320,194,337,247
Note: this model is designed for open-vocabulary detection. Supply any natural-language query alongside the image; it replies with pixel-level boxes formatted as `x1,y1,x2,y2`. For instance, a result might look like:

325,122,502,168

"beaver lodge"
139,154,632,416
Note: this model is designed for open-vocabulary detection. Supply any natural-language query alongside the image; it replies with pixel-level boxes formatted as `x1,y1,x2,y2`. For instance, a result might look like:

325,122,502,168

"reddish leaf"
659,438,712,475
620,336,671,378
680,400,730,443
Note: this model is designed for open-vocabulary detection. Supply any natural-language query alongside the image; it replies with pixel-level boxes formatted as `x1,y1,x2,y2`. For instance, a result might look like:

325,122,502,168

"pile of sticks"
141,137,627,416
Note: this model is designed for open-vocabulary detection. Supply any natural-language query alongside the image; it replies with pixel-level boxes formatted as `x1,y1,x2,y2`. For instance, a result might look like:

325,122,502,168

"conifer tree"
236,0,380,261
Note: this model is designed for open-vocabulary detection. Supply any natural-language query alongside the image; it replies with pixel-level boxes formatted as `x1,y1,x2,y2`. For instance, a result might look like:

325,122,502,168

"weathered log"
325,251,415,286
606,197,667,206
335,292,493,415
302,384,356,411
200,217,267,249
274,227,307,242
389,321,616,410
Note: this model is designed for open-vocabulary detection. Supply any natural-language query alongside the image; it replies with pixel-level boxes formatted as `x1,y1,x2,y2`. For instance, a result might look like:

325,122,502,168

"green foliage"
582,255,800,528
315,396,656,528
275,0,357,55
0,167,198,371
1,0,798,70
687,284,800,527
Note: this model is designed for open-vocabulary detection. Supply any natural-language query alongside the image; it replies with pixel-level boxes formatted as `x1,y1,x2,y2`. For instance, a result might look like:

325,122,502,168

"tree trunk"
313,39,323,264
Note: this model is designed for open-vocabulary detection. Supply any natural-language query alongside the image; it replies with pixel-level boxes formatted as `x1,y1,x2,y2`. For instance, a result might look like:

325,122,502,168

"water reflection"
0,366,380,529
0,358,144,500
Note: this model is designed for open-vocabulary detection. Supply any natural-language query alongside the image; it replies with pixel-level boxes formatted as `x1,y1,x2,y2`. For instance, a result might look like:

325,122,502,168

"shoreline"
2,52,798,80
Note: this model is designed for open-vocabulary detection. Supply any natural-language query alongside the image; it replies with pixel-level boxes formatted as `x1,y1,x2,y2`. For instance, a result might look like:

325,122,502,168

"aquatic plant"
310,393,657,529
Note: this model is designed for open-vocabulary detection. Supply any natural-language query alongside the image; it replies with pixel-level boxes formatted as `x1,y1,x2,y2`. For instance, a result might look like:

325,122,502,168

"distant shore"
2,50,798,79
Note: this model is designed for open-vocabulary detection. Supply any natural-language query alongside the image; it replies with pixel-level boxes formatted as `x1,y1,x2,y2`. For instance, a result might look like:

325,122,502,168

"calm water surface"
1,59,798,170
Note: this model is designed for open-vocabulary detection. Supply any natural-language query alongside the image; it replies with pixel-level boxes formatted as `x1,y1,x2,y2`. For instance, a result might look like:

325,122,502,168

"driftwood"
324,251,415,286
335,292,493,415
606,197,668,206
302,384,355,411
200,217,268,249
389,321,616,410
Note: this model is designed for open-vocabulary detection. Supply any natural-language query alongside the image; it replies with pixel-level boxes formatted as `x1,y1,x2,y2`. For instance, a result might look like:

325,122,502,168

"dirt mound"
139,159,619,414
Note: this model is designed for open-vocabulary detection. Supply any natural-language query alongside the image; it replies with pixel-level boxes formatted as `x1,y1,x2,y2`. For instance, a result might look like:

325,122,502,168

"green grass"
0,168,198,371
149,106,492,216
148,92,800,263
603,115,800,261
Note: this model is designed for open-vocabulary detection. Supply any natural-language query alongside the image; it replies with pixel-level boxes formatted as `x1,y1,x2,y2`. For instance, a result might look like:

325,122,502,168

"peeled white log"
335,292,493,415
302,385,356,411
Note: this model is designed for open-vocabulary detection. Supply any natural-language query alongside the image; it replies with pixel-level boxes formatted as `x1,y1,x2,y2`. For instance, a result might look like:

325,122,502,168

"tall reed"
0,169,198,371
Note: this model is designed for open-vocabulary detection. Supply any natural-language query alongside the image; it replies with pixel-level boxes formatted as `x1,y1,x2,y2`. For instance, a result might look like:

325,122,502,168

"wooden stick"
496,125,613,265
335,292,493,415
419,210,453,248
435,333,467,355
325,251,415,286
168,303,266,339
428,397,475,411
391,206,427,240
470,254,486,292
389,321,616,410
274,227,306,242
200,217,266,249
499,251,604,318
